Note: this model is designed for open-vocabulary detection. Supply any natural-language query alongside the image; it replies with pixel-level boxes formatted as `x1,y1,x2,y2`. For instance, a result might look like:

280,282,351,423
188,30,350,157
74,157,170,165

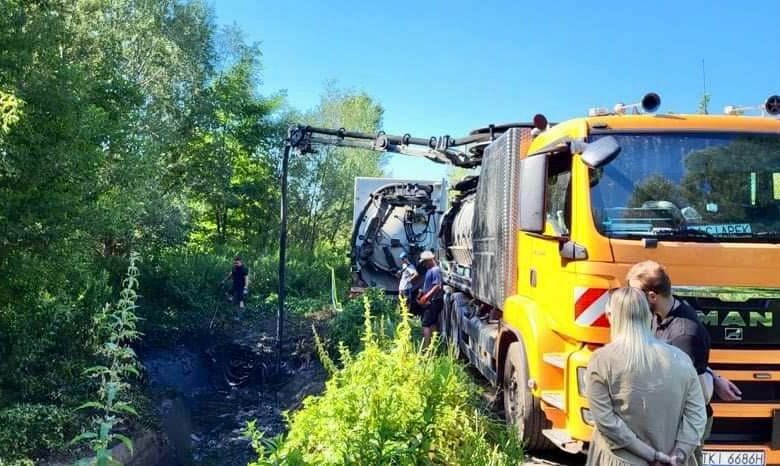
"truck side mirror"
518,154,548,233
580,136,621,168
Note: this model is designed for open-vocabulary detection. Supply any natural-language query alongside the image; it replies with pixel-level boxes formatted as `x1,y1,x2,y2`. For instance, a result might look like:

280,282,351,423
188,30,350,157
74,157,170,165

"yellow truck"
288,93,780,465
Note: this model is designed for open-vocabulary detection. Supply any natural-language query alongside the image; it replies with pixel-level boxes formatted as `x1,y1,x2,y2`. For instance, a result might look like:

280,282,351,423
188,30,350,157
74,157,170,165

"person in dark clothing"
222,255,249,310
417,250,443,348
627,260,742,465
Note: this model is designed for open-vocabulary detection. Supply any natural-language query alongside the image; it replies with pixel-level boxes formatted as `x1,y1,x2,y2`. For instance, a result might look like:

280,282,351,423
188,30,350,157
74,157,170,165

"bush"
137,249,231,341
326,287,398,353
0,252,112,404
137,248,343,341
0,403,76,462
247,298,522,466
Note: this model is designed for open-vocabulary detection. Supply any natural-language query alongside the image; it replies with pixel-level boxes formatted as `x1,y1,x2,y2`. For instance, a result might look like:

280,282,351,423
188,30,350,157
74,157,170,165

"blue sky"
214,0,780,180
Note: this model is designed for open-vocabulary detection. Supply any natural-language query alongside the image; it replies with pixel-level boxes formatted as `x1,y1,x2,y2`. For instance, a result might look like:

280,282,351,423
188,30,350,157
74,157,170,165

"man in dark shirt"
628,260,742,465
417,250,443,348
222,255,249,310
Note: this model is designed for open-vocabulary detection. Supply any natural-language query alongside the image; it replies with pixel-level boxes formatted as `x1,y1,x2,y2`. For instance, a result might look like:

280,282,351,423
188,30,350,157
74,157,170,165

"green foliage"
0,253,113,404
327,289,398,353
171,26,283,250
73,253,142,466
0,1,390,462
287,85,386,255
0,0,224,428
137,249,231,341
0,404,76,462
248,299,522,466
0,90,22,135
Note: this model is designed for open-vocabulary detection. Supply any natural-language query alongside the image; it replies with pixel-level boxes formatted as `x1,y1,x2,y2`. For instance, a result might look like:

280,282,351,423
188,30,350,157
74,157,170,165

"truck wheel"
447,294,464,359
441,294,460,359
503,341,552,450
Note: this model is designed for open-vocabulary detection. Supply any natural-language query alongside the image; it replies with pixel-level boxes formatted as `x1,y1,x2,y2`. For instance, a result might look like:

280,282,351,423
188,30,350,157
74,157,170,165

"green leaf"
76,401,105,411
70,431,99,445
84,365,111,375
114,433,134,456
113,402,138,416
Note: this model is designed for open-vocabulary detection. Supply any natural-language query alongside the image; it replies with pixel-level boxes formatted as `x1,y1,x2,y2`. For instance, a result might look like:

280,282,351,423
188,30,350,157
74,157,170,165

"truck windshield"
590,132,780,242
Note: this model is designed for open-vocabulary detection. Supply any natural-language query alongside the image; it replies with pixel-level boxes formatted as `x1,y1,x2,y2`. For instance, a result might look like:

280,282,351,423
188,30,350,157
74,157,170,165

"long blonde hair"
607,287,659,373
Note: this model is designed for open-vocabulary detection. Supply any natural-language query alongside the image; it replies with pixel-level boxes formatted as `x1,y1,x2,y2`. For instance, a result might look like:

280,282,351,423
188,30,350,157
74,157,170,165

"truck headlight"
577,367,587,396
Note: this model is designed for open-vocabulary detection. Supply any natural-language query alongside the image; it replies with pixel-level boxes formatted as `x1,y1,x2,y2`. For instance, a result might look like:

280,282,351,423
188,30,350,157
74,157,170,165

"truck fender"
498,294,553,390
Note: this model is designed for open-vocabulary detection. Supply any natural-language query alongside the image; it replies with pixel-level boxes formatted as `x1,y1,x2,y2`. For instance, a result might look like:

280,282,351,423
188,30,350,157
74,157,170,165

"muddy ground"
140,309,330,466
138,307,584,466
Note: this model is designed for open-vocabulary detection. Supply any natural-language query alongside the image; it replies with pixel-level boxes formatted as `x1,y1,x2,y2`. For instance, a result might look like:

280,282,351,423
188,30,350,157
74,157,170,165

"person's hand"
714,375,742,401
662,448,685,466
243,287,249,296
651,451,673,465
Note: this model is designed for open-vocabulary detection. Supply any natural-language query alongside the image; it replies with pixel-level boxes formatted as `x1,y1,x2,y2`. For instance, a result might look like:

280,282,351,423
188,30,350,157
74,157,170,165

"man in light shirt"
397,252,418,313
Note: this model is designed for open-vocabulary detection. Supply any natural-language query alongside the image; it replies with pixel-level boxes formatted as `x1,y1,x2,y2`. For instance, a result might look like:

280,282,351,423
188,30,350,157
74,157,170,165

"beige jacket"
585,341,707,466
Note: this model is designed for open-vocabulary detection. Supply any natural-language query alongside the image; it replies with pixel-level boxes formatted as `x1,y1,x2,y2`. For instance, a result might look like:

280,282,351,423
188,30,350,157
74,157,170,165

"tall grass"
246,296,522,465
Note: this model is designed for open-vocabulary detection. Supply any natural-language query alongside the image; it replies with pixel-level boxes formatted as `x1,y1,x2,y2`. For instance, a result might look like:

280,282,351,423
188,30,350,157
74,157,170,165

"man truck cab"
441,95,780,465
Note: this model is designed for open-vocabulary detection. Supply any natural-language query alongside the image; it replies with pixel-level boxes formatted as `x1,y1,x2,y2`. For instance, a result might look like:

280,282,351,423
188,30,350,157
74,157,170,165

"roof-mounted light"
724,95,780,117
588,107,610,117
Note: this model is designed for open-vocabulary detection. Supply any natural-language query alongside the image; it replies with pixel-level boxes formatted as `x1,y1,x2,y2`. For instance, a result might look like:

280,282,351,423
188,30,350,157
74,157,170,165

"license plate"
702,450,765,466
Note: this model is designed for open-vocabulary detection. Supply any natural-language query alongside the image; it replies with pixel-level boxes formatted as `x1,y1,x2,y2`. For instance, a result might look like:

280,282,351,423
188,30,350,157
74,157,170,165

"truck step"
542,428,584,454
542,352,566,369
540,391,564,411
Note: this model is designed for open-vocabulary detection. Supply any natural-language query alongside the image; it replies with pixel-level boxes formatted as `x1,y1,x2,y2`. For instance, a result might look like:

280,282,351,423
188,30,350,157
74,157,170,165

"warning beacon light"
724,95,780,117
613,92,662,115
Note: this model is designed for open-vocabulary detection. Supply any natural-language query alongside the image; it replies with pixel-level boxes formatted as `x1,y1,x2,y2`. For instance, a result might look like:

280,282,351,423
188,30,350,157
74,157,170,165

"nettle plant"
73,253,142,466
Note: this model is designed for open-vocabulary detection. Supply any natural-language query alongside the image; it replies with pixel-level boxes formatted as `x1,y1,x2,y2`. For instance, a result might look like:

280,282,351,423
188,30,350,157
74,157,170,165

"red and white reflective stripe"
574,287,610,327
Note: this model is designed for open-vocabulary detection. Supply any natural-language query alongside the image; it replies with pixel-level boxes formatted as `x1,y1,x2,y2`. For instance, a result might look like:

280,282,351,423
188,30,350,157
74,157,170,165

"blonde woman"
585,287,706,466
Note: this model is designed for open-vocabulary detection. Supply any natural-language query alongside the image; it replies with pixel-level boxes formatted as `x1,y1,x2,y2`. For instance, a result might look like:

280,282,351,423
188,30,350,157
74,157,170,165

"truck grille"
708,418,771,444
732,381,780,403
676,293,780,348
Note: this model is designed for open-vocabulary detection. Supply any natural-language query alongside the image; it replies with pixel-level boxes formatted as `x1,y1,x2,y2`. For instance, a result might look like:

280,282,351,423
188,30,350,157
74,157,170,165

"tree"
170,28,283,250
288,85,386,253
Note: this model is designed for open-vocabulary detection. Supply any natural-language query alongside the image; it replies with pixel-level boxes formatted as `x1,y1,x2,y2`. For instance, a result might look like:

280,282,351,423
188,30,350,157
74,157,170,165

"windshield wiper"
659,228,718,242
607,229,719,242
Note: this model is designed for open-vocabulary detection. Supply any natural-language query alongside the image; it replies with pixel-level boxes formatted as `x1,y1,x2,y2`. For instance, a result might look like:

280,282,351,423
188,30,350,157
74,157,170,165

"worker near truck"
396,252,418,314
585,287,706,466
627,260,743,464
417,250,442,348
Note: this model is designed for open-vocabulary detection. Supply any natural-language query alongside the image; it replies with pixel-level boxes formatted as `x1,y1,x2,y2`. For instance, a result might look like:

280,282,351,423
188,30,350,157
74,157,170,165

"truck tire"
442,293,461,359
503,341,553,451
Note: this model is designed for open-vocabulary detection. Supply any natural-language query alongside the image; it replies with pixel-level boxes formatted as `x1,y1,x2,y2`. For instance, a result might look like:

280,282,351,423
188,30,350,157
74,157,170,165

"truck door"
518,149,575,302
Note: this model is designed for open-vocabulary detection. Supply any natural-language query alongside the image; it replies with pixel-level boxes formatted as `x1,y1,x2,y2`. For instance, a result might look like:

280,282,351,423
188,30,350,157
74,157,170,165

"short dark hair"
626,260,672,297
234,255,242,261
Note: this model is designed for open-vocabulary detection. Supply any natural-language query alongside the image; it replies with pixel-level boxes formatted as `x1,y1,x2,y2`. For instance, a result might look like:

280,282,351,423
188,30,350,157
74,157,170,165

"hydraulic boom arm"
287,124,512,168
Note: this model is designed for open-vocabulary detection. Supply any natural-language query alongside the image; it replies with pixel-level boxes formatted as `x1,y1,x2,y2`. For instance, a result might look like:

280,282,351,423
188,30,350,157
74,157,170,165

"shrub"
136,248,337,340
247,298,522,466
0,253,112,404
0,403,76,462
326,287,399,353
137,249,230,341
